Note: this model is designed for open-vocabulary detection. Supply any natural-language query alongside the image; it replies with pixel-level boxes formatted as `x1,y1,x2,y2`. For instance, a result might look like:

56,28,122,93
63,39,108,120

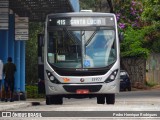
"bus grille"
63,85,102,93
55,70,107,76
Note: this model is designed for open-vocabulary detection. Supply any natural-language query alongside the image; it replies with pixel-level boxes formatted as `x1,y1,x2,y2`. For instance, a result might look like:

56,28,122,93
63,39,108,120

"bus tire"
106,94,115,104
52,95,63,105
97,95,105,104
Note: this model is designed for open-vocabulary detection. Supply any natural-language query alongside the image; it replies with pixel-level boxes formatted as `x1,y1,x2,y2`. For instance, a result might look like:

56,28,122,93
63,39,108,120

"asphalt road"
1,90,160,120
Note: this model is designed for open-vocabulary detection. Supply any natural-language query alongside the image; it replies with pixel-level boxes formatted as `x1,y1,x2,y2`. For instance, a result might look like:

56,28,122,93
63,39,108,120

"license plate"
76,89,89,94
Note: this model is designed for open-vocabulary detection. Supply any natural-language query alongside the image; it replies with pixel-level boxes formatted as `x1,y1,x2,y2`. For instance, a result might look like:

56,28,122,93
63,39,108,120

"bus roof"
47,12,116,18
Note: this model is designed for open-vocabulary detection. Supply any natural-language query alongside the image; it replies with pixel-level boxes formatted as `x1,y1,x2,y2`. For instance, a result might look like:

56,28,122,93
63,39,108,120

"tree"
141,0,160,53
142,0,160,22
79,0,112,12
114,0,143,29
120,27,149,58
114,0,160,57
26,22,42,84
107,0,114,13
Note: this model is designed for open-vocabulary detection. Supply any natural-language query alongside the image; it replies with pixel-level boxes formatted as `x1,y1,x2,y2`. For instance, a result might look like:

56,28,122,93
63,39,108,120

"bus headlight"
50,76,54,81
46,70,61,84
104,69,118,83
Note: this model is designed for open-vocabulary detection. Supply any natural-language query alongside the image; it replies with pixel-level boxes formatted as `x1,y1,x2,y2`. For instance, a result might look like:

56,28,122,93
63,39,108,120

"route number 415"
57,20,66,25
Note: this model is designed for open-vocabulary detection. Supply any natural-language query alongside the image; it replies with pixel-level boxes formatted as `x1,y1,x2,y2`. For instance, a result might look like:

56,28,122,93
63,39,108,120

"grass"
145,80,158,87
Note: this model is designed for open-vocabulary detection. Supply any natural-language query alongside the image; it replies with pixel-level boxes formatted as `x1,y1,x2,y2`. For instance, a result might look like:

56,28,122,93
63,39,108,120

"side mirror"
119,32,124,42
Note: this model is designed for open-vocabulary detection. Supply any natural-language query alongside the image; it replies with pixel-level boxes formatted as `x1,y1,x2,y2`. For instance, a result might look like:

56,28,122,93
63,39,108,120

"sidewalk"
0,99,44,111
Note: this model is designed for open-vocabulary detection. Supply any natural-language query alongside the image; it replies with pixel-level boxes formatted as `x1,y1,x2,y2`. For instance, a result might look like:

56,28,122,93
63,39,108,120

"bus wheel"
106,94,115,104
46,95,52,105
52,95,63,105
97,95,105,104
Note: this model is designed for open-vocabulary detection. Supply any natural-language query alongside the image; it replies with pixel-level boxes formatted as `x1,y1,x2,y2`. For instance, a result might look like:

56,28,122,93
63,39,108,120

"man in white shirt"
0,59,3,101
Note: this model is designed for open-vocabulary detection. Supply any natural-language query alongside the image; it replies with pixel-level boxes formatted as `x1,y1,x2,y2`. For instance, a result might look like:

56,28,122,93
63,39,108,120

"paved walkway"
0,99,44,111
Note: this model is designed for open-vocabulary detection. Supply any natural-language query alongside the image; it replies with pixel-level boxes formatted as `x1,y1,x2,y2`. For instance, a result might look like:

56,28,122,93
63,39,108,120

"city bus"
40,12,120,105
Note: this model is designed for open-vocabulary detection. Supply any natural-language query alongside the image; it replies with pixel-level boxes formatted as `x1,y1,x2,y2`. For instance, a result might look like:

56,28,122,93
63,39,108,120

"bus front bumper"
46,79,119,95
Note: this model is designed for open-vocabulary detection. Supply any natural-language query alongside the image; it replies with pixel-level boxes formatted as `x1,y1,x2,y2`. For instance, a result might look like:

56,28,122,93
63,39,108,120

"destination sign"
48,17,114,27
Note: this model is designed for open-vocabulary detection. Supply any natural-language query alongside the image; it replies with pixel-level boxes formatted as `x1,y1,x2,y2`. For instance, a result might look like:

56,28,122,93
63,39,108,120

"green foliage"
26,85,44,98
142,0,160,22
114,0,160,57
152,40,160,53
26,22,43,84
79,0,110,12
120,26,149,58
114,0,143,29
140,0,160,53
145,80,157,87
143,22,160,53
121,22,160,58
79,0,95,10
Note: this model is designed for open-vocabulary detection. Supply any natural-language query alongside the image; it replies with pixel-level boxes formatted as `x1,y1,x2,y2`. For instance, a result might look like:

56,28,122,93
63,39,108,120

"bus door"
38,34,45,94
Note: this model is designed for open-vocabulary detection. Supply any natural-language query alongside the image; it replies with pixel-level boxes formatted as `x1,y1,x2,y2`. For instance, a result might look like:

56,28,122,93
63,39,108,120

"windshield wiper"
63,28,80,45
85,27,99,46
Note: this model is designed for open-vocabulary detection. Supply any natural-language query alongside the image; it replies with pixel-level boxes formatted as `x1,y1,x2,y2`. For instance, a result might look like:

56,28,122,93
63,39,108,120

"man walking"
0,59,3,101
3,57,16,102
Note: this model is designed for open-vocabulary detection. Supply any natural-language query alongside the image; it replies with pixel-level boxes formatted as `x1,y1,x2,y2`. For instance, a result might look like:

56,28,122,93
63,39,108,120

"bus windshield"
47,28,116,68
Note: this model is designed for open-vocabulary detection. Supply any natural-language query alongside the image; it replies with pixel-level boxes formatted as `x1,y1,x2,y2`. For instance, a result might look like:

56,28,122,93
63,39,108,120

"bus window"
47,31,82,68
85,30,115,68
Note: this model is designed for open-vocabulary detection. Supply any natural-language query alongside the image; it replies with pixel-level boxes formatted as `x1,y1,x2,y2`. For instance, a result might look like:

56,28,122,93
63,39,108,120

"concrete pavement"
0,99,43,111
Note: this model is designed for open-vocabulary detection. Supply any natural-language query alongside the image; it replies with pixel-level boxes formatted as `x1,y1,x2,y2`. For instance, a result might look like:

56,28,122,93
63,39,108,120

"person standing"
0,59,3,101
3,57,16,102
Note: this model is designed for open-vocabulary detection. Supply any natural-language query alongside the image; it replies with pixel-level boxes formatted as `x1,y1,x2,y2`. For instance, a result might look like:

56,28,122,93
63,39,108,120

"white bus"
42,12,120,105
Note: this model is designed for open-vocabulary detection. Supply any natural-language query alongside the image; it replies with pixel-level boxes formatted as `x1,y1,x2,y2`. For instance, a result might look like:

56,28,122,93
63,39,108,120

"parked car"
120,70,131,91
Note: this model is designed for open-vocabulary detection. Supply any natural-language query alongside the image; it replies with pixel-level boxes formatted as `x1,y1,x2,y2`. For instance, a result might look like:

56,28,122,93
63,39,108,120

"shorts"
4,79,14,92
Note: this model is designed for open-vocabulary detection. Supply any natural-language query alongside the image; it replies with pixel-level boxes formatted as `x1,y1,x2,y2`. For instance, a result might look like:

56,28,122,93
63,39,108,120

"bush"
145,80,157,87
26,85,45,98
120,26,149,59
